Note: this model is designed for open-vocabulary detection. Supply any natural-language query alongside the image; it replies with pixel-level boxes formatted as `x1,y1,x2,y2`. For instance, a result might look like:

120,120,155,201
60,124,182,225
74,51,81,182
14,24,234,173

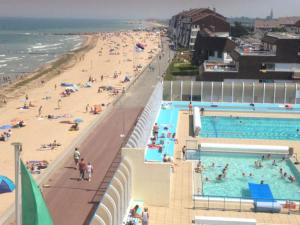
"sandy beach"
0,31,160,216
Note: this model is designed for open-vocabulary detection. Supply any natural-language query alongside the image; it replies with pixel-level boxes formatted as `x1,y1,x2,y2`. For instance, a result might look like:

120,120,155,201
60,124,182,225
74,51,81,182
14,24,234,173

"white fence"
163,81,300,104
126,83,163,148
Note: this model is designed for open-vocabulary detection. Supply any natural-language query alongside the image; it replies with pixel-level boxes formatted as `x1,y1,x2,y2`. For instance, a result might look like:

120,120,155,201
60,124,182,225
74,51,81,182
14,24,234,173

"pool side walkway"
146,111,300,225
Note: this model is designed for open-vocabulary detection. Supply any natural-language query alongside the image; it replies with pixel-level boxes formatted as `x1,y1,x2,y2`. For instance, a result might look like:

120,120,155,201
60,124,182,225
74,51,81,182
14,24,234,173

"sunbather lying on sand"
40,140,61,150
69,123,79,131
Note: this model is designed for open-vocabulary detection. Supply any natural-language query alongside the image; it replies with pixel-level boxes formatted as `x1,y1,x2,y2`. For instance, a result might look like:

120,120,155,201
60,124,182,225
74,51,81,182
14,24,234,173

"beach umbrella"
0,176,15,194
74,118,83,123
0,125,13,130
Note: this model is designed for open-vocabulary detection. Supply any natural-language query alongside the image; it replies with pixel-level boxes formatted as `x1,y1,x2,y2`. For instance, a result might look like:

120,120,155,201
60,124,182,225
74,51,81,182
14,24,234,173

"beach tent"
21,160,54,225
61,82,74,87
0,176,15,194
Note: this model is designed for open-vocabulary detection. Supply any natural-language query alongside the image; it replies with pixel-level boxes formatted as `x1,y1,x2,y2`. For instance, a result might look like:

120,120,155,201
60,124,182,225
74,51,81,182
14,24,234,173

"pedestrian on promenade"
73,148,81,169
86,162,94,182
85,104,90,113
141,208,149,225
78,158,86,181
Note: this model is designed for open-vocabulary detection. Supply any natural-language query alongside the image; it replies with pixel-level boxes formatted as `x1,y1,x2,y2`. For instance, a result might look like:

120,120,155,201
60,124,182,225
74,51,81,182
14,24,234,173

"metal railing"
193,194,300,215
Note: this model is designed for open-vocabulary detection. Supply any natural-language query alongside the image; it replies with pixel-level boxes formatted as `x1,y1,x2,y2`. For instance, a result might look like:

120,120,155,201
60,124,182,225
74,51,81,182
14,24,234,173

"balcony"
235,47,276,56
203,61,238,72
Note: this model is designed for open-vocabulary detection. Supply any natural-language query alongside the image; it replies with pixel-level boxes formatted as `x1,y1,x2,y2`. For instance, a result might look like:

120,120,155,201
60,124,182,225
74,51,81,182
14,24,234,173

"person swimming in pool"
279,168,283,174
272,160,277,166
217,174,222,180
260,180,264,184
249,173,253,177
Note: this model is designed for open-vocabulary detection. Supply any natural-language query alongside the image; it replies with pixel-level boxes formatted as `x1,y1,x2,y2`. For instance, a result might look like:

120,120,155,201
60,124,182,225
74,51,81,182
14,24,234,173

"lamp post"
12,142,22,225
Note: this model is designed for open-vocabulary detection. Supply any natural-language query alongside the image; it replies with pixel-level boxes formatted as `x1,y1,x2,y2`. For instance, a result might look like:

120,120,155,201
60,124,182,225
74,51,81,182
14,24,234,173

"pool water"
192,152,300,200
201,116,300,140
145,108,178,161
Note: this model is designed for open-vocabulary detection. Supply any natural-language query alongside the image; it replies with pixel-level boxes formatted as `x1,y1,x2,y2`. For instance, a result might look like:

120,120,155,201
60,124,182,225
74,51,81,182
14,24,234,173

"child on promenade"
86,162,94,182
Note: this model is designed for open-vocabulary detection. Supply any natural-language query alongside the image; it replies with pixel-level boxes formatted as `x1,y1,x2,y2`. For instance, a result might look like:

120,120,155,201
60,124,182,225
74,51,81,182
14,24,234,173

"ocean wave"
0,64,8,68
70,42,82,51
0,54,5,57
2,57,21,62
32,43,63,49
63,36,80,41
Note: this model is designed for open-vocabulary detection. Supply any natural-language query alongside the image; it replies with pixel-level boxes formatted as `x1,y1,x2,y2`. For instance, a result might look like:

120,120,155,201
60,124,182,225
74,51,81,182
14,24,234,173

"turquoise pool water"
145,108,178,161
191,152,300,200
201,116,300,140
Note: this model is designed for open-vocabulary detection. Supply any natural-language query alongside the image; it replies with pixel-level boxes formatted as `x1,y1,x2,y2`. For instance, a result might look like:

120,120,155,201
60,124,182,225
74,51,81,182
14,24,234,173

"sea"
0,17,142,84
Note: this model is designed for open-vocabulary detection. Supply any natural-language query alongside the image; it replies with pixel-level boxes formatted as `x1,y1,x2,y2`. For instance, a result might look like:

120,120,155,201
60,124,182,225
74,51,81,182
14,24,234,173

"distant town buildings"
255,17,300,32
168,8,230,49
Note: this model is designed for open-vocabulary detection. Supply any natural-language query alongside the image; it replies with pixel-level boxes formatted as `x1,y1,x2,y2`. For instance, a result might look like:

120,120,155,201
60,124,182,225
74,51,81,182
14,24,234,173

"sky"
0,0,299,19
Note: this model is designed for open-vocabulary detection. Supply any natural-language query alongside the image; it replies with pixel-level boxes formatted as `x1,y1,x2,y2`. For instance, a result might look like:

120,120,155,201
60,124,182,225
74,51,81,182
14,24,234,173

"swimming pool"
145,101,300,161
145,108,178,161
191,152,300,200
200,116,300,141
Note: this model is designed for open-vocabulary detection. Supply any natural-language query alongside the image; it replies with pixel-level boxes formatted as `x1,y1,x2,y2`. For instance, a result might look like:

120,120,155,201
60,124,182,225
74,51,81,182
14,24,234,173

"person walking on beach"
101,75,104,81
85,104,90,113
25,94,29,101
182,145,186,160
141,208,149,225
78,158,86,181
73,148,81,169
38,106,42,117
57,99,62,109
86,162,94,182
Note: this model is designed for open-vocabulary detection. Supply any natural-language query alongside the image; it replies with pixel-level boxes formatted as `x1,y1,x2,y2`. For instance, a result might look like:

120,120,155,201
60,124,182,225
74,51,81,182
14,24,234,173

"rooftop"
267,32,300,40
255,17,300,29
203,60,238,72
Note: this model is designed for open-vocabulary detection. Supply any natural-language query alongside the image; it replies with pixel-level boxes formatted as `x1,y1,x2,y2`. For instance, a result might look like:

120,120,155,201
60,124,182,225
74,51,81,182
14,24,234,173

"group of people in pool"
194,160,229,181
150,123,177,162
195,153,297,184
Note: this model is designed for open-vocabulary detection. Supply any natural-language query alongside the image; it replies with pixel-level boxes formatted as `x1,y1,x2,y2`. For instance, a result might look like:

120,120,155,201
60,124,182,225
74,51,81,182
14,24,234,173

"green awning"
21,161,54,225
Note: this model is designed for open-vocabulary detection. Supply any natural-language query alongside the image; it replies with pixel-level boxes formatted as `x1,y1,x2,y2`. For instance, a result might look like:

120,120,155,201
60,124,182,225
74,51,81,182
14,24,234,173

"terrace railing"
193,195,300,215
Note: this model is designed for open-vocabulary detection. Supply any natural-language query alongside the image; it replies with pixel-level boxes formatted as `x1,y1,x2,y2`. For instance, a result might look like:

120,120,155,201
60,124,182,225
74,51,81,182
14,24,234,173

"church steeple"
270,8,274,19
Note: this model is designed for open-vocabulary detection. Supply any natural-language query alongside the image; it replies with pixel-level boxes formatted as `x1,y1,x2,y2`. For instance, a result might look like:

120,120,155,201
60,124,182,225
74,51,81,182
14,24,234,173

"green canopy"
21,161,54,225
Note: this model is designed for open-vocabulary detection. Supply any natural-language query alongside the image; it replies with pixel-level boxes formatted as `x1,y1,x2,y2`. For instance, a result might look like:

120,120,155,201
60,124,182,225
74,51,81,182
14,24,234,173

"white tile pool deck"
145,110,300,225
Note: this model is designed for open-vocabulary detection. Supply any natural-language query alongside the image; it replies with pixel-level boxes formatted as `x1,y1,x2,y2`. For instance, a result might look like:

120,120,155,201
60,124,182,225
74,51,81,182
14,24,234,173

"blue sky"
0,0,299,19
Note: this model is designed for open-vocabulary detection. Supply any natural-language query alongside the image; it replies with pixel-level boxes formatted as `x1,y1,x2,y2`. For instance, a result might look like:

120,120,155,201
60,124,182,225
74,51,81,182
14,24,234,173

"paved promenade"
42,37,173,225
